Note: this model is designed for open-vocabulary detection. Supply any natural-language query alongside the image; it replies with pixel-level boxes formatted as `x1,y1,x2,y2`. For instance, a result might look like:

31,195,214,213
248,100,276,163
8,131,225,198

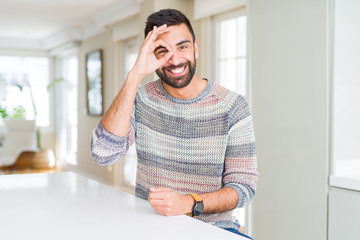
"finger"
153,39,172,51
152,40,172,60
154,26,171,37
144,25,160,41
148,189,173,200
158,51,173,65
152,24,168,35
144,25,156,41
148,192,163,201
146,24,170,43
149,187,158,192
152,207,173,216
148,199,167,207
154,24,167,32
149,187,174,196
148,191,164,200
151,187,172,192
141,30,171,55
149,187,160,193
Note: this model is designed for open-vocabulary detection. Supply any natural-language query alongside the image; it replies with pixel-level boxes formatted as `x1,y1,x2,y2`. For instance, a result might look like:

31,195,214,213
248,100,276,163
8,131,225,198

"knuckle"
164,209,171,216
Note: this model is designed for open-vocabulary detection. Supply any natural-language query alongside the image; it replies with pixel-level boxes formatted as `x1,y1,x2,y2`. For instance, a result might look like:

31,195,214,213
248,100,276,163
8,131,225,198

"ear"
194,39,199,59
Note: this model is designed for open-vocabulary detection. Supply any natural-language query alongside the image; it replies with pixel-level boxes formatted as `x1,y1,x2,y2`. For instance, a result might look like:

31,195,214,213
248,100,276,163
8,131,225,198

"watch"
187,193,204,217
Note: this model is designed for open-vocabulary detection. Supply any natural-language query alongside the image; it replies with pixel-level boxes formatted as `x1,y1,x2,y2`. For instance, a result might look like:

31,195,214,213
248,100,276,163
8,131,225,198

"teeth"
170,66,185,74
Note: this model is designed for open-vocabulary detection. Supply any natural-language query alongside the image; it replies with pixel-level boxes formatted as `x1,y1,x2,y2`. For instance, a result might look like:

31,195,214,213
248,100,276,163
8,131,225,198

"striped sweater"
91,79,258,230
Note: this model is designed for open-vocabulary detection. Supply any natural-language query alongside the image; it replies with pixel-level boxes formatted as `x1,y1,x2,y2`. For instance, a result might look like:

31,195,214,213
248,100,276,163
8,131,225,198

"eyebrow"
177,40,191,46
154,45,166,52
154,40,192,52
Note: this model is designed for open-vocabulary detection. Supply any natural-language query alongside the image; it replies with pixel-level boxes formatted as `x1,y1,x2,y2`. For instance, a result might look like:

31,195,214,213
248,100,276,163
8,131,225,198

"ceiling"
0,0,140,50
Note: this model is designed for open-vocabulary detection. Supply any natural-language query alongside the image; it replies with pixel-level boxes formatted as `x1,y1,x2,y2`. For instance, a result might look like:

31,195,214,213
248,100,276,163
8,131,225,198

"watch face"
193,201,204,216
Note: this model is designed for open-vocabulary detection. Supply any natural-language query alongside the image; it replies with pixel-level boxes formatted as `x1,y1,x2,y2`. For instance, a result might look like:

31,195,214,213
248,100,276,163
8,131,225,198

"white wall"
328,187,360,240
76,30,116,185
249,0,329,239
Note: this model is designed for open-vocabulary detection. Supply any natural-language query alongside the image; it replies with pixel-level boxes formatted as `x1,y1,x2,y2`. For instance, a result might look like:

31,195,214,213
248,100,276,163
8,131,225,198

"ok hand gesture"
131,24,173,81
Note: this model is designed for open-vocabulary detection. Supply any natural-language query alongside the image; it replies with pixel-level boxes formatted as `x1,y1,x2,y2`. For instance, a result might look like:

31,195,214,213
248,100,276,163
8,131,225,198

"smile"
168,66,186,75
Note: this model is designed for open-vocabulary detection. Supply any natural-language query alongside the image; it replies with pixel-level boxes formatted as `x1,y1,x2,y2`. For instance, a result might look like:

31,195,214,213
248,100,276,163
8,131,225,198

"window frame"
212,7,248,98
329,0,360,192
210,7,251,234
113,36,141,193
54,53,79,167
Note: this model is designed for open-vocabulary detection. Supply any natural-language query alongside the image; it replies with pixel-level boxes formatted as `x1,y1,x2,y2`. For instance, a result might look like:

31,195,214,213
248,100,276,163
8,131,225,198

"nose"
168,50,182,66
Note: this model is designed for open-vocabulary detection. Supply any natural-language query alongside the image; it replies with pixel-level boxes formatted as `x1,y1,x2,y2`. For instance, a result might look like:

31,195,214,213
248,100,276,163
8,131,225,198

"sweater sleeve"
223,95,258,208
90,107,136,166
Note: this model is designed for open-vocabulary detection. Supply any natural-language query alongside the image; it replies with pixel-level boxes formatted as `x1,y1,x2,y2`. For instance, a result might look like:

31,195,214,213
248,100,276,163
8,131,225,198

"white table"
0,172,246,240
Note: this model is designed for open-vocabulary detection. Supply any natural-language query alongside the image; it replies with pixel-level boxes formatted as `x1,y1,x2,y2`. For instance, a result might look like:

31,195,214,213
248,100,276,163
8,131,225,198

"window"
117,37,140,190
330,0,360,191
55,55,78,166
213,8,247,97
213,7,248,231
0,56,50,127
123,38,140,80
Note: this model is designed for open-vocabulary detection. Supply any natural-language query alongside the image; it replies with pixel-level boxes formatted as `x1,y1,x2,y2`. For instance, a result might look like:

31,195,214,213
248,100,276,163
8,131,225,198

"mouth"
167,65,186,76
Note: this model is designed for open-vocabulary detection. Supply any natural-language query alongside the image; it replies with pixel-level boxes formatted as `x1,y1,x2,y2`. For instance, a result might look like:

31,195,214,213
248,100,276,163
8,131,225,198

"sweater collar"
156,78,213,104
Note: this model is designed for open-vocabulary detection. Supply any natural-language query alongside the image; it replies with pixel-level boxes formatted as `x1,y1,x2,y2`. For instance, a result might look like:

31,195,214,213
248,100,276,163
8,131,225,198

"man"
91,9,257,238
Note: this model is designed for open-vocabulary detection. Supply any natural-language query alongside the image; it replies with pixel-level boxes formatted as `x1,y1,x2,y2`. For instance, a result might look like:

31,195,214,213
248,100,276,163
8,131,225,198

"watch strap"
188,193,202,202
187,193,203,217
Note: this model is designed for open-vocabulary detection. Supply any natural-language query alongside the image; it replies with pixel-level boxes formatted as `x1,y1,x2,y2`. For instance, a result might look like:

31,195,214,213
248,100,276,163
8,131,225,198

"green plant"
0,105,26,120
47,78,64,91
15,83,37,119
0,105,8,120
2,78,64,149
10,105,26,119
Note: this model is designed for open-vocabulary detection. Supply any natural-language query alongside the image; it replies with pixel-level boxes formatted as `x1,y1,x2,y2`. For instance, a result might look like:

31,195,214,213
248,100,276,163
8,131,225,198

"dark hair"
144,9,195,42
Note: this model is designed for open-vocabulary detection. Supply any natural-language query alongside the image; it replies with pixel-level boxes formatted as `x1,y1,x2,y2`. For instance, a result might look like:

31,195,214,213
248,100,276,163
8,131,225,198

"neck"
161,76,207,99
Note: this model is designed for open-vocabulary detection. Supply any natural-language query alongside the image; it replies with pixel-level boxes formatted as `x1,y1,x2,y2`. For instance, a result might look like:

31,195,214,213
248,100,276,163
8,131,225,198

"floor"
0,150,60,175
0,167,60,175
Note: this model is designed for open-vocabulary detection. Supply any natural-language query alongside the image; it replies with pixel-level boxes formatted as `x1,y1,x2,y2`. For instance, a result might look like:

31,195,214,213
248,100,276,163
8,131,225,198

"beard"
156,58,196,89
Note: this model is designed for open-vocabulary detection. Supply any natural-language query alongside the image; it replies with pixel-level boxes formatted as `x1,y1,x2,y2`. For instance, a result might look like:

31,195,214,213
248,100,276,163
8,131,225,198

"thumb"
150,187,169,192
149,187,160,192
158,51,173,66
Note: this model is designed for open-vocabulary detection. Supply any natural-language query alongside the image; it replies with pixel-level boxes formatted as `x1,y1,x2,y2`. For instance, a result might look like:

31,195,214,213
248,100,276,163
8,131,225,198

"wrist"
183,194,195,215
128,67,146,83
186,193,204,217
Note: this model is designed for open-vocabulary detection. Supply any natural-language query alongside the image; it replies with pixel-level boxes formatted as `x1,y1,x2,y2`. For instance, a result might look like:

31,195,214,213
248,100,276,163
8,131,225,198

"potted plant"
16,79,62,169
0,104,39,169
0,105,8,147
1,79,62,170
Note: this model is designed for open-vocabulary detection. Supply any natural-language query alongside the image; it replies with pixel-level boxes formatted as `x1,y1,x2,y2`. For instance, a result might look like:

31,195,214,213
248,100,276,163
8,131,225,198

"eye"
155,48,168,58
179,45,187,50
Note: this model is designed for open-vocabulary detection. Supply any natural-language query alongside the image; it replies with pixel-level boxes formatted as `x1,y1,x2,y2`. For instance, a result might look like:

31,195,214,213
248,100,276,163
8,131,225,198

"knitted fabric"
91,79,258,230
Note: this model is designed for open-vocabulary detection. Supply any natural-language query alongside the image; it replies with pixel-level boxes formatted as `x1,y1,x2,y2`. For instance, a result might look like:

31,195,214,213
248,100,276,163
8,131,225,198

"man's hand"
100,25,173,137
130,24,173,80
148,187,193,216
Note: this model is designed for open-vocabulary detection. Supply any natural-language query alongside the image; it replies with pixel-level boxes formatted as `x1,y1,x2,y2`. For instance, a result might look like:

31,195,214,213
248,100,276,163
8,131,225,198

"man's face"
153,24,198,89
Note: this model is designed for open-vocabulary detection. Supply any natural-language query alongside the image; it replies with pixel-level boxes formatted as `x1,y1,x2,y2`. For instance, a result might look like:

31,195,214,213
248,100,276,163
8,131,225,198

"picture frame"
86,49,103,116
